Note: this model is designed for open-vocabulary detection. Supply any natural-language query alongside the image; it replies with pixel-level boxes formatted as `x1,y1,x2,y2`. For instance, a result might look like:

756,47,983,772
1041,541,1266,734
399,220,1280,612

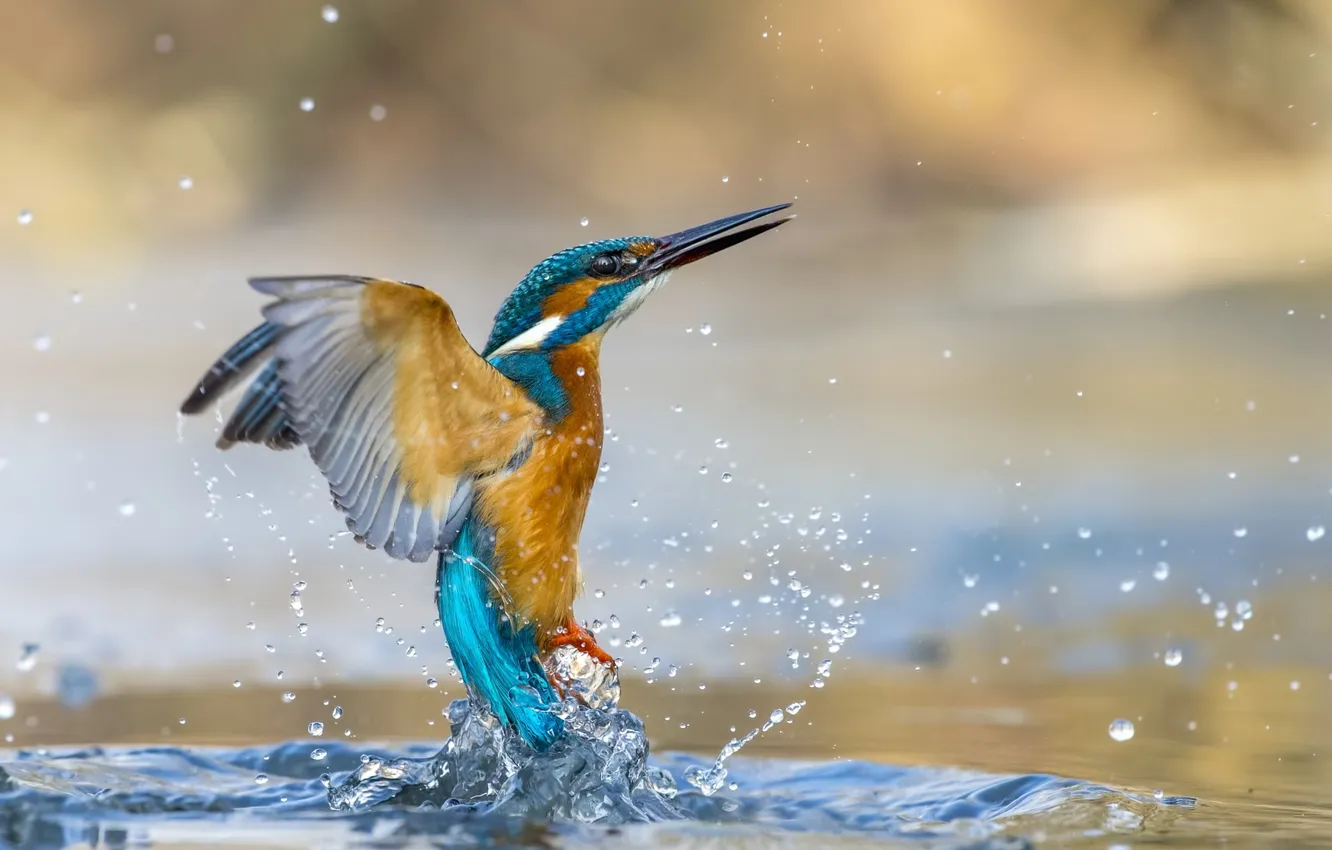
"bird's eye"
590,254,621,277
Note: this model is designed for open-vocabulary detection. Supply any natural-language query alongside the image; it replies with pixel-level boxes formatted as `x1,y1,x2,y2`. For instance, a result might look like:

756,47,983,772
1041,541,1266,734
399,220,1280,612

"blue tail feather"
436,521,563,749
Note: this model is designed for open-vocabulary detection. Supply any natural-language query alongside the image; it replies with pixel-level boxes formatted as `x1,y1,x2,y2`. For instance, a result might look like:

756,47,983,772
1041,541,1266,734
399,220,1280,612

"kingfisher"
179,203,792,748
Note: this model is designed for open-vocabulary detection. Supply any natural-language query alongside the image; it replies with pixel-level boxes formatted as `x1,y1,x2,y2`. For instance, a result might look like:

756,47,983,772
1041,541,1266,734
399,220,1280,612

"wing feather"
180,275,541,562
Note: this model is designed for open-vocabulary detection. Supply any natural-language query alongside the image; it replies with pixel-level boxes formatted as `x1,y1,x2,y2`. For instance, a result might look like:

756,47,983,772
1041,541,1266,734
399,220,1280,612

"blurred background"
1,0,1332,804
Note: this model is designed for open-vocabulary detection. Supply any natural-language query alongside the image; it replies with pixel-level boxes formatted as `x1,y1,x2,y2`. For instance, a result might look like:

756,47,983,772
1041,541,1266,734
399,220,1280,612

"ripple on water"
0,699,1195,848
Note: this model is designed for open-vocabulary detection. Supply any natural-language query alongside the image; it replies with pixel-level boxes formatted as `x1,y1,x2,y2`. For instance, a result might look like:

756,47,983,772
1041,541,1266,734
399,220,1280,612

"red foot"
545,620,617,703
548,620,615,667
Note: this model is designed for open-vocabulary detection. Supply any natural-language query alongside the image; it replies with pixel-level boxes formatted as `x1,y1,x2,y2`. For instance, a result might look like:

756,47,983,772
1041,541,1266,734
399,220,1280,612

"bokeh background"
2,0,1332,805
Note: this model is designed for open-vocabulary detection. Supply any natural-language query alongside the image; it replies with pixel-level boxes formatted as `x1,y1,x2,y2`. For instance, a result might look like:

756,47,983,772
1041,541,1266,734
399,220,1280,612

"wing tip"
179,391,209,416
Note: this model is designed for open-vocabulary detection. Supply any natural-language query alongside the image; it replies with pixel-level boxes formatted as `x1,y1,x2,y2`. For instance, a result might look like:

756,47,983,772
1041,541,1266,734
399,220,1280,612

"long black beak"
644,203,793,274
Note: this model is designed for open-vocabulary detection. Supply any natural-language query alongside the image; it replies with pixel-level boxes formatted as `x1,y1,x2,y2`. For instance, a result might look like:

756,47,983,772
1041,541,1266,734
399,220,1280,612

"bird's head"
483,203,792,358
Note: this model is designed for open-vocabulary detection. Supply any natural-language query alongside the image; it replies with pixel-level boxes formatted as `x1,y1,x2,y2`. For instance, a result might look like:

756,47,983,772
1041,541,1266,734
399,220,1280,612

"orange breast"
473,337,603,645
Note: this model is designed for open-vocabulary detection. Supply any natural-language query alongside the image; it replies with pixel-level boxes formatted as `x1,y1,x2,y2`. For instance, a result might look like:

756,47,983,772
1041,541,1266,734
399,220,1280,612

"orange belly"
473,338,603,647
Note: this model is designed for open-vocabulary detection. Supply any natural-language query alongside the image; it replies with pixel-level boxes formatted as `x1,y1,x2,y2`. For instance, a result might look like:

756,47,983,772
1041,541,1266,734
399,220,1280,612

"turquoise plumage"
437,522,563,748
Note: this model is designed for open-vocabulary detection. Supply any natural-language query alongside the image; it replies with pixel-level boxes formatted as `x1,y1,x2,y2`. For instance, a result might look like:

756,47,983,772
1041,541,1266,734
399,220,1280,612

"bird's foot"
548,620,616,667
544,621,620,709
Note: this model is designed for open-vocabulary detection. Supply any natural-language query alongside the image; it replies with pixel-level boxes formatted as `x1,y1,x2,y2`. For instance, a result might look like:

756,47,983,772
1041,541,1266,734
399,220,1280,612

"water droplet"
1108,718,1135,742
17,210,32,226
699,323,712,336
1120,579,1136,593
1153,561,1170,581
281,692,296,703
310,747,327,761
1291,680,1301,691
332,705,343,720
659,611,682,627
721,176,729,183
579,217,589,227
297,623,309,635
769,709,783,724
1309,526,1325,542
1164,648,1183,667
320,4,339,22
1233,527,1248,538
116,501,136,518
178,175,193,190
721,472,733,483
32,334,50,352
828,594,844,608
0,696,14,720
1077,527,1092,540
426,677,438,688
698,465,708,475
70,291,82,304
154,33,174,52
308,721,325,736
254,773,269,784
300,97,315,112
16,644,39,673
369,104,387,121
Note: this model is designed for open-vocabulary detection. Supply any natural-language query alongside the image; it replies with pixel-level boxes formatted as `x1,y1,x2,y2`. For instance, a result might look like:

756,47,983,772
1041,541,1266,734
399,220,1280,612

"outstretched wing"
180,275,540,562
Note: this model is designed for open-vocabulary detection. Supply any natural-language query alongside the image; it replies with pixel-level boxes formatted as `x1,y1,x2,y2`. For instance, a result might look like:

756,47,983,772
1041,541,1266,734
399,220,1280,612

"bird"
178,203,792,749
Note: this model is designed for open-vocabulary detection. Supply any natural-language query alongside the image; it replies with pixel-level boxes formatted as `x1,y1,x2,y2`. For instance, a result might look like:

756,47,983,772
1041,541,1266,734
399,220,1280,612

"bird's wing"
181,275,541,562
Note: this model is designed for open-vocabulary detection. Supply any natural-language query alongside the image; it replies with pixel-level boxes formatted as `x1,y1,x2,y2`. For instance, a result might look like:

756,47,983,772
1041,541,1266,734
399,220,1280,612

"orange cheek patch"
627,241,657,258
540,278,599,317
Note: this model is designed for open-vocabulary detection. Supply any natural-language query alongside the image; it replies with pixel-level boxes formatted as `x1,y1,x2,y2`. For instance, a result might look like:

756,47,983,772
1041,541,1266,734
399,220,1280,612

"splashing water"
328,694,683,822
684,611,862,795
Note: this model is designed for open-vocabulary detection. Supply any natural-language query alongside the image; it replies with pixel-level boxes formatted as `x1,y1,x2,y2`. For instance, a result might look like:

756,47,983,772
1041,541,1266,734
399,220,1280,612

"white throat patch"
605,272,671,330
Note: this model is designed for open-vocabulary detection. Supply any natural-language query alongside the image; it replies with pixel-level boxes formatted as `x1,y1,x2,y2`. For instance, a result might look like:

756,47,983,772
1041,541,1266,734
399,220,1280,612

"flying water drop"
16,644,39,673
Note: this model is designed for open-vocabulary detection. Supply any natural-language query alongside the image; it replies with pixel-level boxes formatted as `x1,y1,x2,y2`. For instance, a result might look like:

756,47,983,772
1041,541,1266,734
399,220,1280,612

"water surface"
2,669,1329,849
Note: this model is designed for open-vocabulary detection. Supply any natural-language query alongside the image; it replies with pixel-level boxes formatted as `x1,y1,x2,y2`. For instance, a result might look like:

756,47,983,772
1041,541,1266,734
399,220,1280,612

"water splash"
327,696,680,823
